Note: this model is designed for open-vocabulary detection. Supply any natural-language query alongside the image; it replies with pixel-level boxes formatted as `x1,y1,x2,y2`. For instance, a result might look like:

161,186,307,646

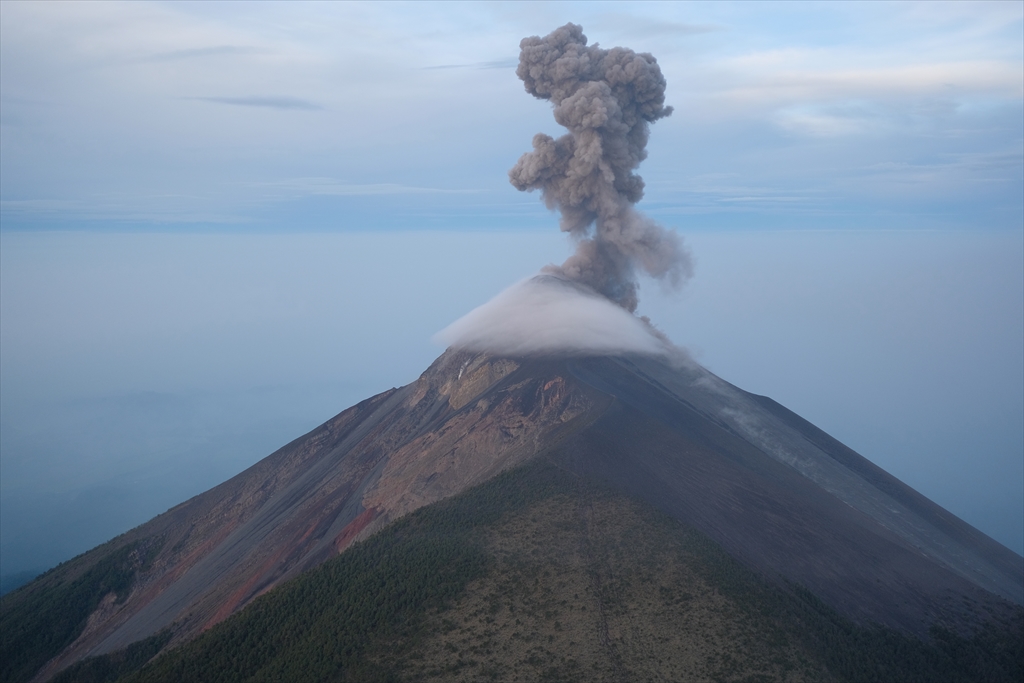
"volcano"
3,348,1021,682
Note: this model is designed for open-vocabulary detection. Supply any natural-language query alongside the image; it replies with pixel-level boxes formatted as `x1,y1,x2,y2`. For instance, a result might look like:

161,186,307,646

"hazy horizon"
2,1,1022,579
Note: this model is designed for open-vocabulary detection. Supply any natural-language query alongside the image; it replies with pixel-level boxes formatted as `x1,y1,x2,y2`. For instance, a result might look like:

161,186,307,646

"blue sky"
1,1,1022,575
3,1,1021,232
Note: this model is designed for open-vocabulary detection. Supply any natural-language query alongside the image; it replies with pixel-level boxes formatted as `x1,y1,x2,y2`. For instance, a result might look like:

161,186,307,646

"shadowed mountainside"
58,461,1024,683
2,349,1021,682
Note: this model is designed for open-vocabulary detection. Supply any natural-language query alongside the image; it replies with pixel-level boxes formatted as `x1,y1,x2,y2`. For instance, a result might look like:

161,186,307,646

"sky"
1,1,1022,578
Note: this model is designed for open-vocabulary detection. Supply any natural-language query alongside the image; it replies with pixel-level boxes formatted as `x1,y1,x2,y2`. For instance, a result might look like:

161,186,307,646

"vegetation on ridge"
6,460,1022,682
0,538,162,683
51,632,172,683
57,460,1020,683
118,461,567,683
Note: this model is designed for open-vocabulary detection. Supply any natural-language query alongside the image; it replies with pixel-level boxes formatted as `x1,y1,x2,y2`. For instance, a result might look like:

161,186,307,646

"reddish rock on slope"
18,348,1024,681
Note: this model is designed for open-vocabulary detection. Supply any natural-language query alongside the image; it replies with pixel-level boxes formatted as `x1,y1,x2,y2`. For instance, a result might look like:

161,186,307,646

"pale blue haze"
1,1,1021,578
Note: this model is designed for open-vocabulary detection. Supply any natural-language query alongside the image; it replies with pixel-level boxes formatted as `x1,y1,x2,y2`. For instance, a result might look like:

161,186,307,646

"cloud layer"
1,3,1019,230
434,274,672,357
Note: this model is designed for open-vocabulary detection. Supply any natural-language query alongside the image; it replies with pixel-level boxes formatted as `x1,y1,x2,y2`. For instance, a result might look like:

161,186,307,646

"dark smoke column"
510,23,692,312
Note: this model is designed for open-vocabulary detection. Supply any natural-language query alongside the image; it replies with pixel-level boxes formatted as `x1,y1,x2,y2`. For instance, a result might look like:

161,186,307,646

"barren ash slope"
3,22,1021,683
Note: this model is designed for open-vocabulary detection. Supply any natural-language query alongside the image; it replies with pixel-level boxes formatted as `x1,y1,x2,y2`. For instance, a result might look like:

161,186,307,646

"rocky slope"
67,461,1024,683
3,348,1021,681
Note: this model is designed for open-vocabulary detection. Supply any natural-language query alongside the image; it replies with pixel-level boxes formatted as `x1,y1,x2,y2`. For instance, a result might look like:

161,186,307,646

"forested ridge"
9,460,1024,682
116,461,567,683
0,538,162,683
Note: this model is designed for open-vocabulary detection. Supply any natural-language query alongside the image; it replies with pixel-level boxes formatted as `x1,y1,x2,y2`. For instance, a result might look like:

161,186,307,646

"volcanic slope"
2,349,1022,682
63,461,1023,683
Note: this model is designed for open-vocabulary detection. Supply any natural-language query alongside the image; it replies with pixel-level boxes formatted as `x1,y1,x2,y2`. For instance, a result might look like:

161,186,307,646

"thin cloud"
254,178,483,198
434,275,675,358
188,96,323,111
593,14,720,39
0,197,248,225
710,58,1023,105
143,46,268,62
1,204,244,226
423,58,517,70
718,196,809,203
849,151,1024,195
773,104,884,138
646,177,822,211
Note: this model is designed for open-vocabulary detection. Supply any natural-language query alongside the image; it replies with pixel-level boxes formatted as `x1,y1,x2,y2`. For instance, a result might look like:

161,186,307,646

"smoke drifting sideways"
510,23,692,313
434,275,675,358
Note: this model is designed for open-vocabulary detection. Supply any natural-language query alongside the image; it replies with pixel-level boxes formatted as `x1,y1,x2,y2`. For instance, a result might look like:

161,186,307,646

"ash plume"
510,23,692,312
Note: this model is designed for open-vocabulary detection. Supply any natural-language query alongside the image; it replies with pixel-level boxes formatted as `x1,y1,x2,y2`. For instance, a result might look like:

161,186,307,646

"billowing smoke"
510,23,692,312
434,275,674,357
437,25,691,359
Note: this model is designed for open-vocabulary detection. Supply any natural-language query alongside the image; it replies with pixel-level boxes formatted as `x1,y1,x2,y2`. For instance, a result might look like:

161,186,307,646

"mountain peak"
4,349,1021,681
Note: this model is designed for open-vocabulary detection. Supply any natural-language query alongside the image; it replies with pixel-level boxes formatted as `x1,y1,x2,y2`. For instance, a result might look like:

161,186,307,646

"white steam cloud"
434,275,673,357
